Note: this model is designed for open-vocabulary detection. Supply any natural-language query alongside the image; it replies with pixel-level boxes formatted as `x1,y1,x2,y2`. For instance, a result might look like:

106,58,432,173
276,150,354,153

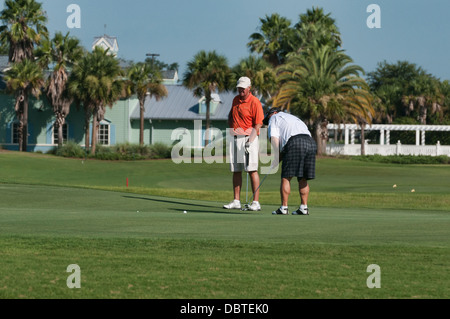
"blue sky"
2,0,450,81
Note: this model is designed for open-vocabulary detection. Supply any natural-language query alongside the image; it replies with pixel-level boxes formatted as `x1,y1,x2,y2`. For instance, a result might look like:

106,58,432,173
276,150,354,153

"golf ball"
183,210,187,214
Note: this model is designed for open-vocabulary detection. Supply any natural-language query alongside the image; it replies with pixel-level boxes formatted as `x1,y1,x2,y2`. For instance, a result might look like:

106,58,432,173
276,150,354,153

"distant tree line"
182,8,449,154
0,0,448,156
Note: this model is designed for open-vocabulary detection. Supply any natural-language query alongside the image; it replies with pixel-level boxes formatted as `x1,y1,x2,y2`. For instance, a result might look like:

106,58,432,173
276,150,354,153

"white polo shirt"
268,112,311,151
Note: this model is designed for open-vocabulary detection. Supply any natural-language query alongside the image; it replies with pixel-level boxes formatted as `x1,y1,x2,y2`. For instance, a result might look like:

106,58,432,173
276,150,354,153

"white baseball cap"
236,76,251,89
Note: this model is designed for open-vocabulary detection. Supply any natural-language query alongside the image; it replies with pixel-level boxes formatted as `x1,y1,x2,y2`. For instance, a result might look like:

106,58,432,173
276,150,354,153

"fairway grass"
0,184,449,299
0,152,449,299
2,236,448,299
0,151,449,211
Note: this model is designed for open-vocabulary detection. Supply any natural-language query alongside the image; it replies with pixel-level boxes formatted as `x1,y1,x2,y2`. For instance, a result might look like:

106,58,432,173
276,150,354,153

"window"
97,124,110,145
198,96,221,115
53,123,68,144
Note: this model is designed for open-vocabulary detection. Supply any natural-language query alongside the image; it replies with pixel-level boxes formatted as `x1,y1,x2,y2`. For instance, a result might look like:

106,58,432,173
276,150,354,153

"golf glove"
245,141,251,154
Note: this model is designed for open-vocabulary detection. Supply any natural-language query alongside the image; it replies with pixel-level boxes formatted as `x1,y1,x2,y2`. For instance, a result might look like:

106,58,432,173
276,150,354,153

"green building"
0,83,236,152
0,34,239,153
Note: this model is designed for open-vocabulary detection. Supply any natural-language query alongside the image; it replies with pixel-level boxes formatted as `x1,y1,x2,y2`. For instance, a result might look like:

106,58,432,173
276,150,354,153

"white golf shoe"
223,200,241,209
292,207,309,215
272,207,289,215
247,201,261,211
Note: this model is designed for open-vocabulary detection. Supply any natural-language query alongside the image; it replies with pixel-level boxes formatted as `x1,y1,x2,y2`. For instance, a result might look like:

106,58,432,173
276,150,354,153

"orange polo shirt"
228,92,264,136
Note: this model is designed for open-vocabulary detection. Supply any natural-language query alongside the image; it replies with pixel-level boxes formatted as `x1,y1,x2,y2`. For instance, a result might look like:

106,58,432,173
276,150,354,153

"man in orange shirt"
224,77,264,211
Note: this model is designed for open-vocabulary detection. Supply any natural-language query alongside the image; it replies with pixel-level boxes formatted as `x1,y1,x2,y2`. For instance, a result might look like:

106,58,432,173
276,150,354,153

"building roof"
130,85,237,121
0,55,9,90
92,34,119,55
162,70,177,80
161,70,179,85
0,55,9,72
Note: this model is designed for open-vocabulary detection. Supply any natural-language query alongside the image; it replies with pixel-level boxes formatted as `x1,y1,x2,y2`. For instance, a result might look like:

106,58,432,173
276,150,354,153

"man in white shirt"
264,108,317,215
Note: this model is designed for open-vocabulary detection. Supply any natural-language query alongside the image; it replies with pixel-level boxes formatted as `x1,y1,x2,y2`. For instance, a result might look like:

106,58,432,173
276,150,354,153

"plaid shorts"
281,134,317,180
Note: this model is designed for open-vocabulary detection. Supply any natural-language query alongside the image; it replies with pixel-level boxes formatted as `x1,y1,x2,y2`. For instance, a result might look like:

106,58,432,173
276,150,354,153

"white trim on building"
327,124,450,156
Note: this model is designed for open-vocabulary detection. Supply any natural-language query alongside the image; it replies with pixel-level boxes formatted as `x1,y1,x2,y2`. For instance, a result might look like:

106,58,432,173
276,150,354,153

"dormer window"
198,93,222,115
92,34,119,56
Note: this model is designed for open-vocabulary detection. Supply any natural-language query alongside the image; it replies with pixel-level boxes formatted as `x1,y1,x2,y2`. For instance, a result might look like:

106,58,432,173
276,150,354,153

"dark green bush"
115,143,149,157
87,143,172,160
149,142,171,159
353,155,449,164
93,145,121,160
53,141,86,158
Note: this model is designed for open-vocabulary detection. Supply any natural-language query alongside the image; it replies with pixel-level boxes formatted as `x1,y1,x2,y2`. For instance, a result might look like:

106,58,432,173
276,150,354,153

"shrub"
54,141,86,158
94,145,121,160
52,142,174,161
149,143,171,159
353,155,449,165
114,143,151,159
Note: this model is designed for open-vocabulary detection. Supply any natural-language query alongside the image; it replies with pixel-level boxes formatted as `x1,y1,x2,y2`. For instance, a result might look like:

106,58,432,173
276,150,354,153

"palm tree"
69,46,123,154
247,13,293,67
435,80,450,123
0,0,48,63
371,84,401,124
402,74,441,124
232,55,277,102
183,50,232,145
4,58,44,151
343,88,375,155
68,51,94,152
125,62,168,146
35,32,84,147
0,0,47,152
367,60,437,123
273,46,373,155
293,7,342,53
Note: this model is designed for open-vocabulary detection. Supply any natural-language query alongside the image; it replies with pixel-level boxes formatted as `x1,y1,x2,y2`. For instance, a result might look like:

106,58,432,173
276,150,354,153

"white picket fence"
326,124,450,157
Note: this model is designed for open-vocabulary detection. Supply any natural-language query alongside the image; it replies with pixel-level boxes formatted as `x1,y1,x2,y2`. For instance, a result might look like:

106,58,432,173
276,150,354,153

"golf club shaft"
245,144,250,203
247,172,269,204
246,172,249,203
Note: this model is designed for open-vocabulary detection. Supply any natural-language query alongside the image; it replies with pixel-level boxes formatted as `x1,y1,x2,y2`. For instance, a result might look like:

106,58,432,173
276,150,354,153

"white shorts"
228,135,259,172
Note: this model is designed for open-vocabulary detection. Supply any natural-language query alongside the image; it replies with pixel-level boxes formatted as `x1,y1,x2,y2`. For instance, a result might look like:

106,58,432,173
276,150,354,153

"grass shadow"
122,195,251,215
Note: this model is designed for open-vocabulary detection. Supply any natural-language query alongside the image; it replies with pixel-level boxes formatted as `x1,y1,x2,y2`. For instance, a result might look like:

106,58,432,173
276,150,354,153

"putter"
242,172,270,211
246,172,249,204
245,149,249,204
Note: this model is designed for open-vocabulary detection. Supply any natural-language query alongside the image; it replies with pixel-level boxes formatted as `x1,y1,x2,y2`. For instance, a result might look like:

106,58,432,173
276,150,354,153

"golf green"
0,183,449,299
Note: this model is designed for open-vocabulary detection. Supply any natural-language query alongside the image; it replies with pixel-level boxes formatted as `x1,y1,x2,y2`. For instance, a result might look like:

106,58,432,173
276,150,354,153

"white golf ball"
183,210,187,214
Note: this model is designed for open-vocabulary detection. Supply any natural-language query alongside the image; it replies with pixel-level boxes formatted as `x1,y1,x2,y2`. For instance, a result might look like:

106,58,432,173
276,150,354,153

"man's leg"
299,178,309,206
281,177,292,206
246,135,261,203
224,171,242,209
272,177,291,215
233,171,242,201
230,135,243,202
224,135,244,209
249,171,260,202
223,171,243,209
